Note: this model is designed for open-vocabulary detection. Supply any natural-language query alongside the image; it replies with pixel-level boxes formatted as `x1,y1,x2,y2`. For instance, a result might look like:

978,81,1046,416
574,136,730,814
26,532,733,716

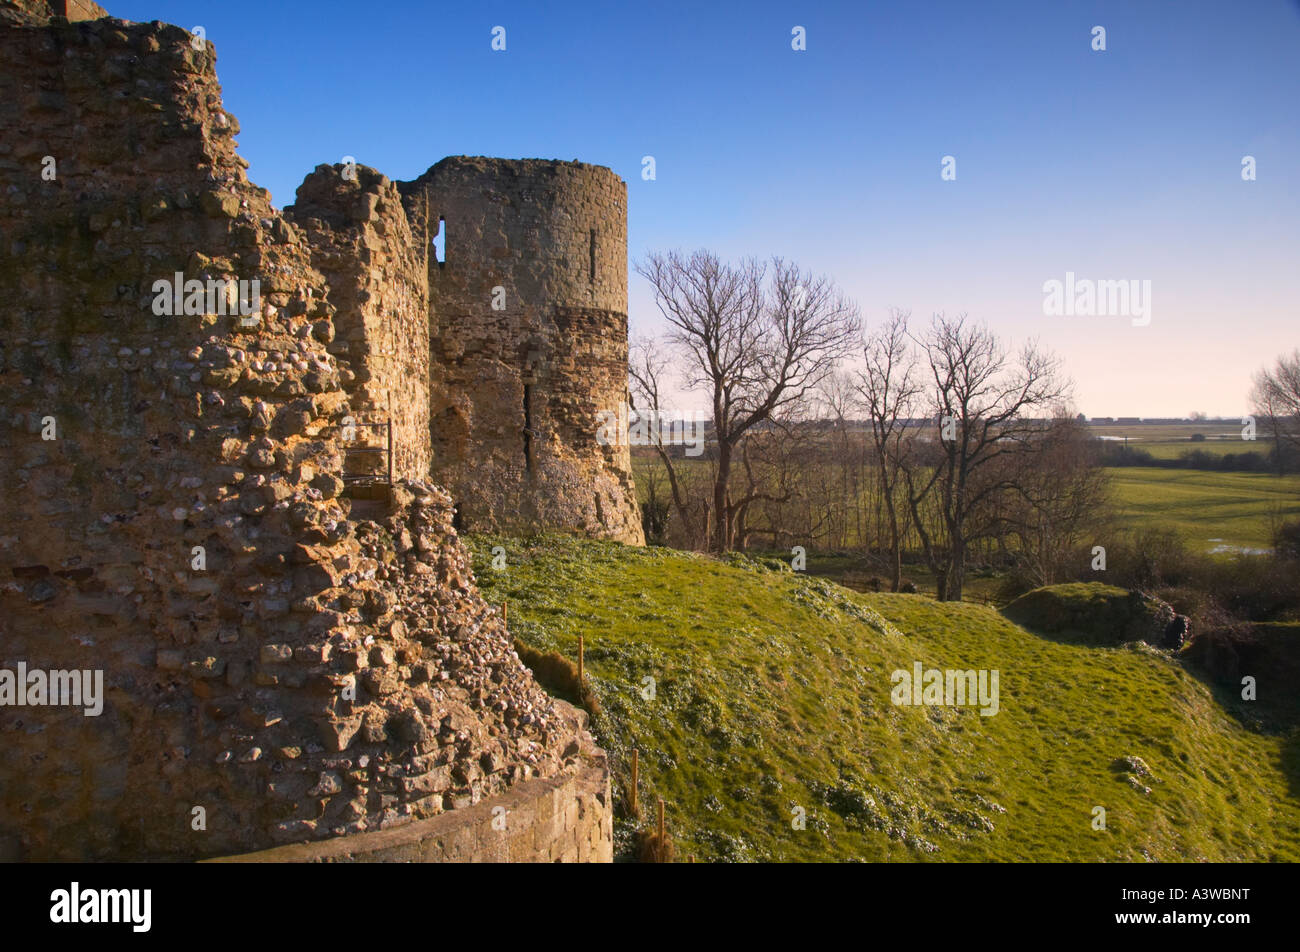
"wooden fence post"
630,748,639,818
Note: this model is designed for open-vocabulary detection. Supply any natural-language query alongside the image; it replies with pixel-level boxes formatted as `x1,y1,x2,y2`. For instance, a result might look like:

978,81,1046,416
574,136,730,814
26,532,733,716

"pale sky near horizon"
114,0,1300,418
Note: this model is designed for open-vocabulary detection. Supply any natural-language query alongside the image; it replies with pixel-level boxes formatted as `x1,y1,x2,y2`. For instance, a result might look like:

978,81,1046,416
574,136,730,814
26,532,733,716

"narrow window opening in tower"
523,382,534,471
589,228,596,284
433,216,446,266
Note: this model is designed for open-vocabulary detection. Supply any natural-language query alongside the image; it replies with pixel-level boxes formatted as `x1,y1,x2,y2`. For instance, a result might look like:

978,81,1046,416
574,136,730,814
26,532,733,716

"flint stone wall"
209,712,612,863
0,11,608,861
286,164,431,483
3,0,108,24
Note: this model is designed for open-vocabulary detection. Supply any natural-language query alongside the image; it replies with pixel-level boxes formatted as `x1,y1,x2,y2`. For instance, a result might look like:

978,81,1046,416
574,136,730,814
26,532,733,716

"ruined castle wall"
3,0,108,24
0,13,591,861
286,165,431,483
400,158,644,545
50,0,105,19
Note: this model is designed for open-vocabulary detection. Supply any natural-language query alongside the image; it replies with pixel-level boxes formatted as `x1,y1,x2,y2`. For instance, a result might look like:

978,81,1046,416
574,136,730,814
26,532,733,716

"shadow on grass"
1003,587,1300,783
1280,729,1300,801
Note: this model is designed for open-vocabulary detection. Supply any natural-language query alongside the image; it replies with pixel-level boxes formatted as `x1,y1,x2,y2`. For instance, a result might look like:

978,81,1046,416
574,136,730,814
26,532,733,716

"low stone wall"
208,722,612,863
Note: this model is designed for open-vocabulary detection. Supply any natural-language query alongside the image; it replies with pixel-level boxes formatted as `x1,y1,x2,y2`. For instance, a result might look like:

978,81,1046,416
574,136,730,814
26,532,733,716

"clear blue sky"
114,0,1300,417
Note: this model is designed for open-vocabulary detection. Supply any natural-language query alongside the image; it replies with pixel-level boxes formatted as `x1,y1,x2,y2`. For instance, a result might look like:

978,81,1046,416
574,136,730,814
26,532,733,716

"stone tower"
400,158,645,545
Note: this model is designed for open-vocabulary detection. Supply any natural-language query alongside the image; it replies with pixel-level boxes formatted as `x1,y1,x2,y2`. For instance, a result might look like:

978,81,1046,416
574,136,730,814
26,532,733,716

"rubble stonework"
210,710,613,864
285,164,432,483
0,3,614,861
3,0,106,23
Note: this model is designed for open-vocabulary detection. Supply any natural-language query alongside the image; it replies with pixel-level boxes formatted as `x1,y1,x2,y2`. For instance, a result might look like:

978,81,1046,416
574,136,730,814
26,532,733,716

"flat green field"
1119,439,1273,460
1089,423,1244,440
1107,467,1300,552
1089,422,1272,459
467,536,1300,862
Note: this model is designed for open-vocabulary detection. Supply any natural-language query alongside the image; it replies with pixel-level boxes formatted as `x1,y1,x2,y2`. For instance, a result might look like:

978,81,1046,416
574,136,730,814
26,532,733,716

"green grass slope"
467,535,1300,862
1002,583,1168,645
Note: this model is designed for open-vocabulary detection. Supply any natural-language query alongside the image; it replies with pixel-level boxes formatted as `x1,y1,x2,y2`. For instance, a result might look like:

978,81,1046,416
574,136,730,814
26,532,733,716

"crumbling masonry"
0,0,632,860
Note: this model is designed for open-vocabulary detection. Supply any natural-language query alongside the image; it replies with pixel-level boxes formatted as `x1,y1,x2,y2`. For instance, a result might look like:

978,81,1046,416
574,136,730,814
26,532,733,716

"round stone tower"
399,157,644,545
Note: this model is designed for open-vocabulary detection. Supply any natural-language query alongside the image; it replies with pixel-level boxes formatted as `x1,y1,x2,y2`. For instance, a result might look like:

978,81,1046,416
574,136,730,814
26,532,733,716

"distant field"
1089,422,1272,460
1121,439,1273,460
1088,423,1245,440
1107,467,1300,551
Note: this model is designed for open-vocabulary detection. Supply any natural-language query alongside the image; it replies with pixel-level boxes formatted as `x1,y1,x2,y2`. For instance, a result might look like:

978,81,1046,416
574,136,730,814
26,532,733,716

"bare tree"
1251,350,1300,476
637,250,862,551
815,371,868,551
629,336,700,543
732,410,810,549
1005,416,1113,586
636,448,670,544
854,308,922,591
903,314,1070,601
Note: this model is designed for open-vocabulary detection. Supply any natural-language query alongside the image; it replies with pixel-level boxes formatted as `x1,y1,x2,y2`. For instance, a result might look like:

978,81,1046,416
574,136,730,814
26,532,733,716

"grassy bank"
467,534,1300,862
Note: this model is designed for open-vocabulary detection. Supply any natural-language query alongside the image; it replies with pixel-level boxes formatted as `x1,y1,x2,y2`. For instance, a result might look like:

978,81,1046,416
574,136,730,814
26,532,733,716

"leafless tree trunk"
904,314,1070,601
636,250,861,552
1004,417,1112,586
629,337,700,542
855,308,922,591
